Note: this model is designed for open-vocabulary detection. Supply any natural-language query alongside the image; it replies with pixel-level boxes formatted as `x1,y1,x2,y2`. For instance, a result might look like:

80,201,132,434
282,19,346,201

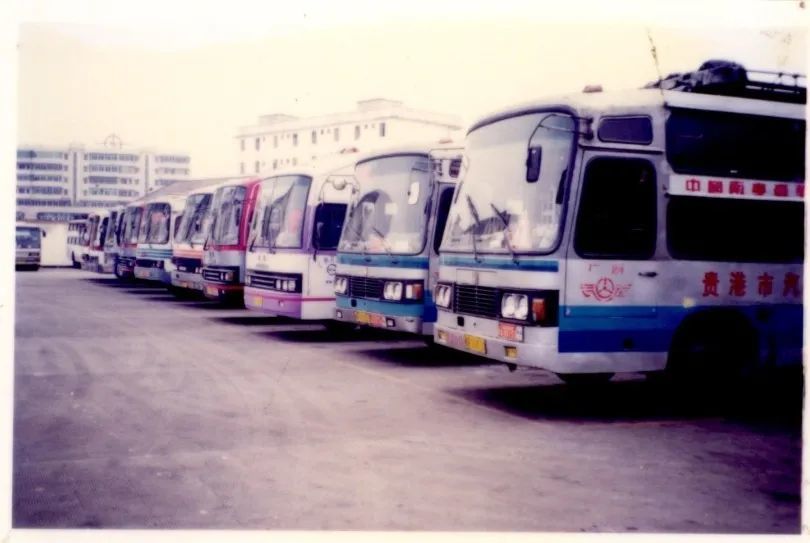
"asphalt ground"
12,269,803,533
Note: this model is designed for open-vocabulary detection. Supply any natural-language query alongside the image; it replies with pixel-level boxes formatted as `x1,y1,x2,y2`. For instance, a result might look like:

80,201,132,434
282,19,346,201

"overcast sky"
13,1,807,178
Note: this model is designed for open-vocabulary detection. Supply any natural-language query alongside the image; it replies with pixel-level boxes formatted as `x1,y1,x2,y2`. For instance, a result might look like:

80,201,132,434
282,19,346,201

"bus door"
561,153,661,353
428,183,456,296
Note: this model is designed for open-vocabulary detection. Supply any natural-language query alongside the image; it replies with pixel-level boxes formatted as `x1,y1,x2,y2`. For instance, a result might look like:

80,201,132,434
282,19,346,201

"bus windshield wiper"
465,194,482,262
370,226,395,259
489,203,519,264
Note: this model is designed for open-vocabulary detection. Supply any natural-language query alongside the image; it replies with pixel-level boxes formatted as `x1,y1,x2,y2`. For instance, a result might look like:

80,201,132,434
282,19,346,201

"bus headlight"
284,279,297,292
384,281,403,301
501,293,529,320
334,276,348,295
222,270,235,282
435,284,453,308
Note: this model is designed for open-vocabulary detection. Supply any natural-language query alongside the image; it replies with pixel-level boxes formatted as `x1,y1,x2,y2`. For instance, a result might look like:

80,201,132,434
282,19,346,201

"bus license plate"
498,322,524,342
252,296,263,307
464,334,487,354
178,281,189,289
205,286,219,297
355,311,371,324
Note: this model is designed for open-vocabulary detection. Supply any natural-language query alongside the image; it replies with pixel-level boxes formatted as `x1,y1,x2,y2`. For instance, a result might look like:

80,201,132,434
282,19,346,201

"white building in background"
236,99,463,174
16,139,191,222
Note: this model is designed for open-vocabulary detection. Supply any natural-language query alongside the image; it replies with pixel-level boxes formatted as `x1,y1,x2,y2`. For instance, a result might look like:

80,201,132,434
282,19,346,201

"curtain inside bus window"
666,108,805,181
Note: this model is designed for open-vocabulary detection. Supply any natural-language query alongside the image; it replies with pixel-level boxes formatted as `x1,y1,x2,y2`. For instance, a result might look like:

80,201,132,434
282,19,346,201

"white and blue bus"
433,60,805,384
333,145,463,338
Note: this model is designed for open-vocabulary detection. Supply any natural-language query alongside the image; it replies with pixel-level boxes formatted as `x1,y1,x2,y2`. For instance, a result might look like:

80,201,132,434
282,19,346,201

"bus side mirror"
41,230,46,238
315,221,324,246
526,146,542,183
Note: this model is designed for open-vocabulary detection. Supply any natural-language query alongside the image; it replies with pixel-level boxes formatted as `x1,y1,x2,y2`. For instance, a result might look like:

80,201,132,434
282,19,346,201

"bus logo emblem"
581,277,631,302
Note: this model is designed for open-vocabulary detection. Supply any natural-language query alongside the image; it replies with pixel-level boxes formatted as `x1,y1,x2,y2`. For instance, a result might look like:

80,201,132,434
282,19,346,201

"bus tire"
556,372,614,386
666,311,757,387
323,320,356,335
71,253,80,269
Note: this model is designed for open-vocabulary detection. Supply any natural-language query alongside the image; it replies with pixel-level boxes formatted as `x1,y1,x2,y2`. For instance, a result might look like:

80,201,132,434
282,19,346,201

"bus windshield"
95,217,108,247
339,154,431,255
16,227,41,249
126,208,143,244
251,175,311,249
442,112,575,254
211,185,247,245
82,217,98,246
140,203,171,244
176,193,212,245
104,211,119,249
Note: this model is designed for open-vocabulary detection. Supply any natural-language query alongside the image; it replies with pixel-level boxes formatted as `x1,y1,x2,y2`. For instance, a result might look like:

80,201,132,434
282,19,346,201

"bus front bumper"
134,266,170,283
434,312,666,374
334,296,427,335
171,270,205,291
202,282,244,303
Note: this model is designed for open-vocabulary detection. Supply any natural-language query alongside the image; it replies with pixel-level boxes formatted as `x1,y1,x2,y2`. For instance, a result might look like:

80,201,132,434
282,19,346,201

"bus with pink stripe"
243,160,355,320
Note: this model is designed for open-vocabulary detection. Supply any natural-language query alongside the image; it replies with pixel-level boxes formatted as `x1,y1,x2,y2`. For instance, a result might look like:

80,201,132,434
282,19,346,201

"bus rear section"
171,190,215,294
16,224,43,271
434,60,804,383
66,219,87,269
244,164,353,320
134,199,184,284
333,146,461,337
202,179,261,304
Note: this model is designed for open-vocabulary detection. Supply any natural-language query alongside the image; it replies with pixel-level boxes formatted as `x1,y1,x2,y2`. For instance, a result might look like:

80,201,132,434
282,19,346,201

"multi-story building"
16,142,191,222
236,98,463,175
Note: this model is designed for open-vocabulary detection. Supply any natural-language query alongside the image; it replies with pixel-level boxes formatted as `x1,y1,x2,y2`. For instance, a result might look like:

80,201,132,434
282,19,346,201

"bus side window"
313,203,348,250
574,157,656,259
432,186,456,254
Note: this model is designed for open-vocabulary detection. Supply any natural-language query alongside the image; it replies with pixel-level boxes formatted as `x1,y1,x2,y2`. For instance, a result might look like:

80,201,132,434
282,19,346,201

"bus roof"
354,142,463,166
469,87,805,135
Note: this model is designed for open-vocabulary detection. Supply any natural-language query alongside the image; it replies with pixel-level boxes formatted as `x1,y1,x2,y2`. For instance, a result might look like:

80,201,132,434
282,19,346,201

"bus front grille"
348,276,384,299
454,284,500,318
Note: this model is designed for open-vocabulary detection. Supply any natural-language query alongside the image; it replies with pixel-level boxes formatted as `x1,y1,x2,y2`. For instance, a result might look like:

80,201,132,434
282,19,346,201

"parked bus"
201,177,261,303
79,213,101,269
16,223,44,271
66,218,87,268
170,182,224,295
116,203,146,280
82,210,111,272
332,145,463,338
134,194,187,284
243,161,355,320
101,206,126,274
432,60,805,384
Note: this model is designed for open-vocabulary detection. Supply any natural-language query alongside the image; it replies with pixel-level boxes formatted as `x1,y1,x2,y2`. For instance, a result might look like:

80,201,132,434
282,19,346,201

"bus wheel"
556,373,614,386
666,313,756,388
323,320,356,336
71,254,80,269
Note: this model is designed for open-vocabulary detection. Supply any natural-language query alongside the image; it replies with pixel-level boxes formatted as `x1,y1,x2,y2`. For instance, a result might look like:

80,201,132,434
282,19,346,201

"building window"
255,138,260,151
354,126,360,140
293,134,298,146
273,159,277,170
312,130,317,144
240,162,245,174
334,127,340,141
241,139,245,151
274,135,278,148
293,158,297,166
255,161,260,173
380,122,386,137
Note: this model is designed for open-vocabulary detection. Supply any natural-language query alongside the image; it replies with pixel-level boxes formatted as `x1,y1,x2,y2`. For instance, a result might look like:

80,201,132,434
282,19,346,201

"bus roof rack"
644,59,806,104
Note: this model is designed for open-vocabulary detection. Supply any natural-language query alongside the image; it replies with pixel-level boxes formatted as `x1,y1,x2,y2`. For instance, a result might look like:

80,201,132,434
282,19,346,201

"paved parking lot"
12,269,802,532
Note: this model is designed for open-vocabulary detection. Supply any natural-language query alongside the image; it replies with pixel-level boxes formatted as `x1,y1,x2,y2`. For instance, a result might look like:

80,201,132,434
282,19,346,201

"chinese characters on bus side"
683,177,804,199
702,271,800,298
